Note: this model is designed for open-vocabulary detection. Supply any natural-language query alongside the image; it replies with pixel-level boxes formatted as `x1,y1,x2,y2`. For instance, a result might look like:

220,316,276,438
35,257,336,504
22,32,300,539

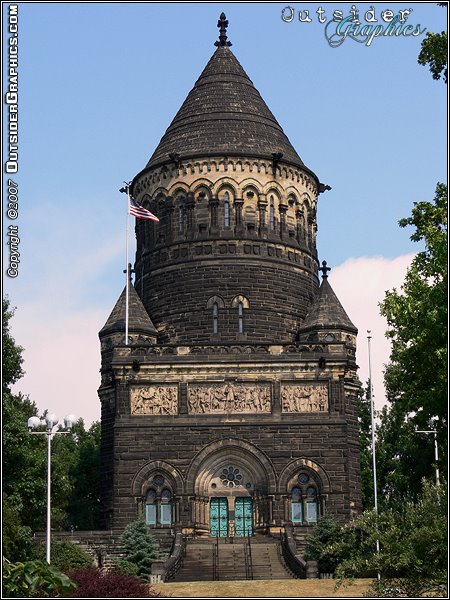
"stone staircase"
173,535,294,581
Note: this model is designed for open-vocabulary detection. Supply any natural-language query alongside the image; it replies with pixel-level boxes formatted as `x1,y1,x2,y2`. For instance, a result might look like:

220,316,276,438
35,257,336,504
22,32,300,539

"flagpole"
125,185,130,346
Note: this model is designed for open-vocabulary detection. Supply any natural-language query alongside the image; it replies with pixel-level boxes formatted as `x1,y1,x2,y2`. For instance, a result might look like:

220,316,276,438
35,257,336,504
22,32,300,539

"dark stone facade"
99,16,362,542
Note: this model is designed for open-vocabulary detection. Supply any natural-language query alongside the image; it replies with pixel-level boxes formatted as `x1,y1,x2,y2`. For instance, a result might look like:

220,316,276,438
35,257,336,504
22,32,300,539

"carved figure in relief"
281,385,328,412
131,386,177,415
188,384,270,413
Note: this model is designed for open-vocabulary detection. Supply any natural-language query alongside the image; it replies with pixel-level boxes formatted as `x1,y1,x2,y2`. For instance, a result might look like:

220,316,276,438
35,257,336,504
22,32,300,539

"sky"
2,2,447,426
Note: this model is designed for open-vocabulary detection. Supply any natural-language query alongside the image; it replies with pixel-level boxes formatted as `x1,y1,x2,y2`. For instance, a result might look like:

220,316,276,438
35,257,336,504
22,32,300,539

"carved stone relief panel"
281,384,328,413
188,383,271,414
131,385,178,415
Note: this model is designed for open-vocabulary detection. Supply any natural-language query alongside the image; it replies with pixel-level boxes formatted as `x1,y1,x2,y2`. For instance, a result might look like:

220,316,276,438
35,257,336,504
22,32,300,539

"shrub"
35,539,93,572
67,568,162,598
113,559,139,577
120,519,159,581
305,513,349,574
2,558,76,598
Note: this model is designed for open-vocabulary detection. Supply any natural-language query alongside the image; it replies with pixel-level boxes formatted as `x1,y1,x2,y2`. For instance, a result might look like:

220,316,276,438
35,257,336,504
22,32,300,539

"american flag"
128,196,159,221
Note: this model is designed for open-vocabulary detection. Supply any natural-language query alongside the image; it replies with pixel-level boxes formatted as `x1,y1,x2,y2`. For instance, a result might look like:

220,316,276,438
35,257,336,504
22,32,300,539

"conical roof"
146,43,307,170
300,276,357,334
99,284,157,338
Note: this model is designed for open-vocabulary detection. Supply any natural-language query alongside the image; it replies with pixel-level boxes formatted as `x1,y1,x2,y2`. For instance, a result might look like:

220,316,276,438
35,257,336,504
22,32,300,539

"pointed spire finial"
215,12,232,47
320,260,331,278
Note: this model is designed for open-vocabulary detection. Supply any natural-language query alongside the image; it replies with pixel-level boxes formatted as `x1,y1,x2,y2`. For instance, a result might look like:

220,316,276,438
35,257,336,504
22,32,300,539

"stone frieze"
188,383,271,414
281,384,328,412
131,385,178,415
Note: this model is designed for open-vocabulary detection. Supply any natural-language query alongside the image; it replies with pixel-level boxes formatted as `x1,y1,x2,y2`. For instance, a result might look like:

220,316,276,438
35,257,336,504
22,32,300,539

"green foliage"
379,183,447,500
2,299,102,561
335,480,447,596
35,540,93,572
66,421,101,530
418,30,447,83
2,558,76,598
2,298,24,390
113,559,139,577
305,513,348,573
120,519,159,581
357,382,375,510
376,403,435,506
2,493,35,563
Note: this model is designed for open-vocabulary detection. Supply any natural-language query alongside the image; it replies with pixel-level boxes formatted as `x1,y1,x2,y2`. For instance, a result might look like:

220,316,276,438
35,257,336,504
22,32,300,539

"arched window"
289,472,320,525
238,301,244,334
269,196,275,231
224,192,231,228
213,302,219,334
291,486,302,523
145,489,157,525
160,489,172,525
306,486,318,523
145,474,174,527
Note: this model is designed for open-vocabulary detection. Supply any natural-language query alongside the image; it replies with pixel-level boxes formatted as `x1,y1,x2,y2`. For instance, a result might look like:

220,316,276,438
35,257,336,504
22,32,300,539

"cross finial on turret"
215,12,232,47
123,263,135,284
320,260,331,278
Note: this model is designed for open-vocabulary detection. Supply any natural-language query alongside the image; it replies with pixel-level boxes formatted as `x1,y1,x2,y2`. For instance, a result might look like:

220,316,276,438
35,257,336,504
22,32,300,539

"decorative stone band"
188,383,271,414
131,385,178,415
281,384,328,413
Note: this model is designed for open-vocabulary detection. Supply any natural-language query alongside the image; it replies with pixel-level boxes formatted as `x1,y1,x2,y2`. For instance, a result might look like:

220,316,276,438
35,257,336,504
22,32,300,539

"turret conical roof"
299,276,357,334
99,284,157,338
146,44,307,170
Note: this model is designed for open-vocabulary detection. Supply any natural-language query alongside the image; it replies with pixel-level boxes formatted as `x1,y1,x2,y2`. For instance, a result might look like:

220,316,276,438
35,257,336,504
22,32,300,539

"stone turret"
129,19,332,347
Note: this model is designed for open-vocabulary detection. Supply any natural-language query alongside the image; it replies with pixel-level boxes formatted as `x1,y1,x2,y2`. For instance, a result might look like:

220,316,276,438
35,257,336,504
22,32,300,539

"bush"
35,539,93,572
67,568,162,598
113,559,139,577
120,519,159,581
305,513,347,574
2,558,76,598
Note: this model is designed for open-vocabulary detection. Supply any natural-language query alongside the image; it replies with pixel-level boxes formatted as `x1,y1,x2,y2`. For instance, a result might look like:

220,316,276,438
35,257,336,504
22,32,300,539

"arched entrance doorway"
187,441,273,537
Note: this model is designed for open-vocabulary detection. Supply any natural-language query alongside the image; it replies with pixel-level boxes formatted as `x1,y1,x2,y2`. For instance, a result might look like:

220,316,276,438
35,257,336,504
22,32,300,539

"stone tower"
99,14,361,542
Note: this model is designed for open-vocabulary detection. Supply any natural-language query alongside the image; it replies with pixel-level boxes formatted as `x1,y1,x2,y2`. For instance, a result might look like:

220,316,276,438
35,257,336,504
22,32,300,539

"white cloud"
329,254,414,411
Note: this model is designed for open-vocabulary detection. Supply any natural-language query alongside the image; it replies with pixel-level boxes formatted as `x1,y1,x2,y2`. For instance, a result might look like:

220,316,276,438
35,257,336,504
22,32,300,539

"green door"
210,498,228,537
235,497,253,537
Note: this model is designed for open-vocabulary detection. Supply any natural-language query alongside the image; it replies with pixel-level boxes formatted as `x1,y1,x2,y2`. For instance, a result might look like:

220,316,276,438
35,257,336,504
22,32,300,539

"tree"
305,513,348,574
2,299,102,561
334,480,447,597
357,381,375,510
120,520,159,581
379,183,447,484
418,30,447,83
2,298,24,391
376,403,435,507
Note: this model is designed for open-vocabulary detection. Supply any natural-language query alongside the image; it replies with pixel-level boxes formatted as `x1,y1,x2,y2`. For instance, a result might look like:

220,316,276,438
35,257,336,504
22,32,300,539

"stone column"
186,192,195,236
279,203,288,239
258,196,268,237
209,195,219,232
234,198,243,225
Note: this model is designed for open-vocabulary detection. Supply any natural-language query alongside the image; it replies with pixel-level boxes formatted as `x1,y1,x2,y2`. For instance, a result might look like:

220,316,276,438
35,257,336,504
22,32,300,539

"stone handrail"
151,530,184,582
280,524,318,579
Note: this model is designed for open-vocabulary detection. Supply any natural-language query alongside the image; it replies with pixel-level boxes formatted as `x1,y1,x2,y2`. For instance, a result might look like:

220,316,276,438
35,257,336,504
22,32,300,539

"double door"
210,497,253,537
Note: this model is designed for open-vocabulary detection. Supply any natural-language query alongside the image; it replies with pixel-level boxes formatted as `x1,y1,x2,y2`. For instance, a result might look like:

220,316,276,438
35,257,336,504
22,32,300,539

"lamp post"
415,426,440,486
27,413,77,564
367,331,380,579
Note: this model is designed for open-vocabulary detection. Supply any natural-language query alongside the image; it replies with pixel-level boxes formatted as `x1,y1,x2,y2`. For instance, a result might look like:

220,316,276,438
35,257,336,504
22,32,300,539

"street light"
367,331,380,580
27,413,77,564
415,425,440,486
